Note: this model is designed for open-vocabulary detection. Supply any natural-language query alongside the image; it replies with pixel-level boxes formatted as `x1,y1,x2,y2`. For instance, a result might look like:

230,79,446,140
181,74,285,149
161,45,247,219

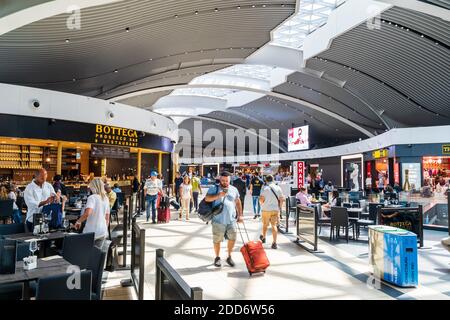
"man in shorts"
205,171,243,267
259,175,285,249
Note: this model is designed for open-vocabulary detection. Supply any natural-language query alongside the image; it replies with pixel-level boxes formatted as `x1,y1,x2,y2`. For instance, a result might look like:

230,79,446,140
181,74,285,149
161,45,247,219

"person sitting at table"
74,178,110,248
104,184,117,209
324,181,334,193
24,168,58,231
112,183,122,193
296,187,312,206
53,174,67,197
321,190,342,215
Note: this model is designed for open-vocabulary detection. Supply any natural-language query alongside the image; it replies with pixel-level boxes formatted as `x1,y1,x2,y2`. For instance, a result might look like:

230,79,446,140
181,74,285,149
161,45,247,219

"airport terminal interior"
0,0,449,302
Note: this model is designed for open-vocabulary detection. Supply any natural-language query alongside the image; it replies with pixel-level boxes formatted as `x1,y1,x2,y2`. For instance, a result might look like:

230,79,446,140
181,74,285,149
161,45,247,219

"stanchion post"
155,249,164,300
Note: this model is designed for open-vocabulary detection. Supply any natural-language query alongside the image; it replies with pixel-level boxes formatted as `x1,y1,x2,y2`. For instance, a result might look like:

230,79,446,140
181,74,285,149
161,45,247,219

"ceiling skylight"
272,0,346,49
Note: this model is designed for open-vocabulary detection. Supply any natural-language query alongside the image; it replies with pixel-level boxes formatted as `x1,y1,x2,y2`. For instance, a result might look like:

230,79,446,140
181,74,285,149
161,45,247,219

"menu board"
91,145,130,159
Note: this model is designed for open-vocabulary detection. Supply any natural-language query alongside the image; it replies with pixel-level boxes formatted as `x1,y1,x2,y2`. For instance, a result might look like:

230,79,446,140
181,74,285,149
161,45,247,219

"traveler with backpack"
259,175,284,249
204,171,243,267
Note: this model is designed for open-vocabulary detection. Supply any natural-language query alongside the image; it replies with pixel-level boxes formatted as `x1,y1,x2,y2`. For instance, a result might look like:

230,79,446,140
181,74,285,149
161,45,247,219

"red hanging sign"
297,161,305,188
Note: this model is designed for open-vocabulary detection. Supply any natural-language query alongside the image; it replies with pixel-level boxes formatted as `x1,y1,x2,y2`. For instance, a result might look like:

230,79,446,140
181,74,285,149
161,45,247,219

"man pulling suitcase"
204,171,243,268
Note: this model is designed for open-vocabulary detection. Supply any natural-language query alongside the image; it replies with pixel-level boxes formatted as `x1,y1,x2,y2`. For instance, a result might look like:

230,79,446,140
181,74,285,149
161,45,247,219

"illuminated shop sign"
443,144,450,155
94,124,138,147
372,149,388,159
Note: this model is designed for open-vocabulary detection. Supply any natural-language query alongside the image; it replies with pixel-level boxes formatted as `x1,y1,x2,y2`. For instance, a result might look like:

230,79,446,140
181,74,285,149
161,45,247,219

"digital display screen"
288,125,309,152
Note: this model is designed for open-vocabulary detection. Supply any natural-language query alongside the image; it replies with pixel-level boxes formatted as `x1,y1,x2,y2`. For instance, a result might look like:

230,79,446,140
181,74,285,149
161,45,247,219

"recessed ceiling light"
262,4,266,8
114,69,118,73
174,14,178,18
252,5,256,8
214,8,219,12
65,39,70,43
125,27,130,32
194,11,198,15
237,5,241,9
72,78,76,82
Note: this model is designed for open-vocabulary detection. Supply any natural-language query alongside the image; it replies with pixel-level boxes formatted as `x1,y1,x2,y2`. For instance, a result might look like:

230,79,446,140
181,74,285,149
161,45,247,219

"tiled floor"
106,193,450,300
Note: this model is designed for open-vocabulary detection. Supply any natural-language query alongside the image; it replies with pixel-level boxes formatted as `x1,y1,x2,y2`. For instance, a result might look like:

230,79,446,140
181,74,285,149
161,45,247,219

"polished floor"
131,192,450,300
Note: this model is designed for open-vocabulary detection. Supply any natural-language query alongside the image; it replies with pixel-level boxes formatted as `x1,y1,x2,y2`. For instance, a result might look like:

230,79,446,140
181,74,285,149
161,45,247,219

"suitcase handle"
236,217,251,244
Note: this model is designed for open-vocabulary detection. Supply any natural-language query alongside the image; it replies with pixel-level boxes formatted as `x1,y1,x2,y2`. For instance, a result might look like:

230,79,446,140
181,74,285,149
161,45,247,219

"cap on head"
151,171,158,177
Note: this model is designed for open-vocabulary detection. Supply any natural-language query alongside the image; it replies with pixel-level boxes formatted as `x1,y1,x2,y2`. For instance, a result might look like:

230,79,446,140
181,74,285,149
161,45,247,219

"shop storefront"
0,114,174,189
423,156,450,186
341,154,364,191
363,147,399,191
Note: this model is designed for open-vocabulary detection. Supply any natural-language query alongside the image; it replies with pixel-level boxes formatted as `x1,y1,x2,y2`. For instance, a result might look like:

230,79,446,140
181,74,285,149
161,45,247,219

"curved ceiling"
0,0,296,96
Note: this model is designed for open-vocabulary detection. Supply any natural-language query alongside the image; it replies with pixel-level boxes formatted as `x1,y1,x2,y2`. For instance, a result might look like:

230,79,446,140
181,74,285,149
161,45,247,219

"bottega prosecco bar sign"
94,124,138,147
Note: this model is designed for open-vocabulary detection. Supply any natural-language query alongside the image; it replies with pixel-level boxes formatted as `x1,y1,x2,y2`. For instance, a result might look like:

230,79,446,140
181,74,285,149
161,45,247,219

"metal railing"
130,217,146,300
155,249,202,300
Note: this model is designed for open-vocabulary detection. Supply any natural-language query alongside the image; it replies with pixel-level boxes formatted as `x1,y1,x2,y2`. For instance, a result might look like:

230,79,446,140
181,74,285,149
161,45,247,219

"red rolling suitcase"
157,196,171,223
238,221,270,276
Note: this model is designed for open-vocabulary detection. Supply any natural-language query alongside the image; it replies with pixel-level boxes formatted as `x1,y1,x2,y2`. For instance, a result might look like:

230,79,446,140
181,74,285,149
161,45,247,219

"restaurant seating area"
0,184,133,300
0,0,449,306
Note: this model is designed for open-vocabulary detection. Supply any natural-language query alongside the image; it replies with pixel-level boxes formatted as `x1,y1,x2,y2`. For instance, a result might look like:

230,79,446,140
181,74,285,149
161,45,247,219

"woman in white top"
179,176,193,220
74,178,110,247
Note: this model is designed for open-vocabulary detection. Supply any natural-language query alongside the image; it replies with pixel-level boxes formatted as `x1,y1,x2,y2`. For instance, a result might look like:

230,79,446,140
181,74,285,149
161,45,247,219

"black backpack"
197,185,224,223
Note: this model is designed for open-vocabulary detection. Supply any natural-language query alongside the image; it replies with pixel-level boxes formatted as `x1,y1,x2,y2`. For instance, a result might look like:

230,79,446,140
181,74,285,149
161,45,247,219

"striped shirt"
144,179,161,196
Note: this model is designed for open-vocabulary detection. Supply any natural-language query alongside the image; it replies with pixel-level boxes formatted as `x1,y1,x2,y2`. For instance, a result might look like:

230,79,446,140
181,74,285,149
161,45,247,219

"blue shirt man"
207,184,240,225
205,171,243,268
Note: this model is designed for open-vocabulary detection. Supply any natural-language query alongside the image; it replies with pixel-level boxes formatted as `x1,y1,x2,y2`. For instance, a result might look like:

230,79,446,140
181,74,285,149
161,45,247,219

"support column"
56,142,63,175
158,152,162,175
137,149,142,182
101,158,107,177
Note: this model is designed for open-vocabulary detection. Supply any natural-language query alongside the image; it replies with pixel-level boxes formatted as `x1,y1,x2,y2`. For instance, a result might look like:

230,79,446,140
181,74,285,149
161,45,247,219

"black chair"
88,247,107,300
15,196,25,215
36,270,92,300
0,200,14,224
286,196,297,220
116,192,124,208
62,232,95,270
0,223,25,236
342,202,351,209
316,205,331,235
330,207,354,243
0,243,24,300
16,242,30,261
110,197,120,224
356,204,381,239
79,186,88,196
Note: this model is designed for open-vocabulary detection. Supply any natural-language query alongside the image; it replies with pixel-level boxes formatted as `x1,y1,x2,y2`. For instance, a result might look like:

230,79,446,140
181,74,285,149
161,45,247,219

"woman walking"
74,178,110,248
179,176,193,220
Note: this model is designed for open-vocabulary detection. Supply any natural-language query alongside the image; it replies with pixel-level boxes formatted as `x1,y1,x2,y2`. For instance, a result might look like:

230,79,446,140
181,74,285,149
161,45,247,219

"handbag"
197,185,224,222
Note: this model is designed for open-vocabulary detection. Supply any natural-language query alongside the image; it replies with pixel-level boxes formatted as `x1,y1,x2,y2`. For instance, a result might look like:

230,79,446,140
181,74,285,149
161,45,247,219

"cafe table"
5,231,75,242
5,231,79,257
0,255,73,299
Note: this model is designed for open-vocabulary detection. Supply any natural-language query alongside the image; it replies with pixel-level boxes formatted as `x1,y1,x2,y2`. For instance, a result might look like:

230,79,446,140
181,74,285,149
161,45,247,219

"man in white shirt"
259,175,285,249
24,168,57,231
144,171,163,223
